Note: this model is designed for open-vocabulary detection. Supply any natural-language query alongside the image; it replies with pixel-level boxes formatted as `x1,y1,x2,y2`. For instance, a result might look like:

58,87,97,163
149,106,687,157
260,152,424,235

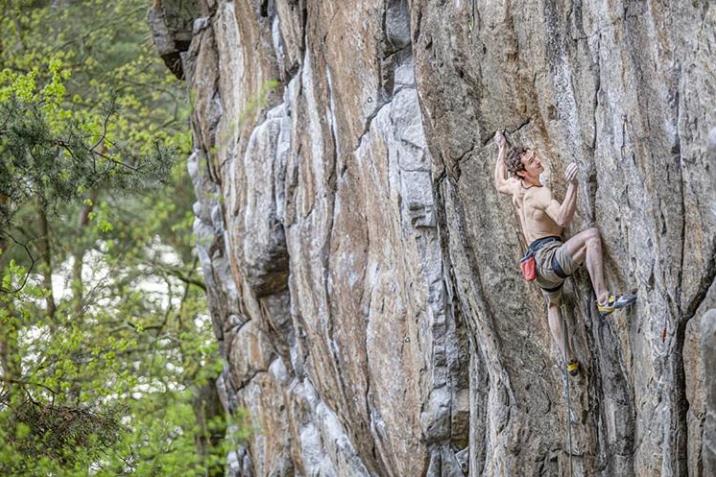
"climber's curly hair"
505,146,528,177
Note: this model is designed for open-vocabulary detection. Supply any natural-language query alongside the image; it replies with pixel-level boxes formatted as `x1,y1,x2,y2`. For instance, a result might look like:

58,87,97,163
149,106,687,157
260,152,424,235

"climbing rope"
560,304,574,477
562,369,574,477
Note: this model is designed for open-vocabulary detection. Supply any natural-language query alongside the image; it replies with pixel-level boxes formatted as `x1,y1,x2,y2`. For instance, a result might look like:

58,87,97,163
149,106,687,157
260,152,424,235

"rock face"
151,1,715,475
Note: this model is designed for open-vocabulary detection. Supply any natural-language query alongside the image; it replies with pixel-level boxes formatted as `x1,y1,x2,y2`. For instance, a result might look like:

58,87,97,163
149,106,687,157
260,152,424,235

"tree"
0,1,232,474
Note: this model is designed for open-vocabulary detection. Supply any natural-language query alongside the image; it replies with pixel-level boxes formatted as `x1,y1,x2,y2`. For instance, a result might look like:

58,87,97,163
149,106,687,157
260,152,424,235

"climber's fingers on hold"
565,162,578,183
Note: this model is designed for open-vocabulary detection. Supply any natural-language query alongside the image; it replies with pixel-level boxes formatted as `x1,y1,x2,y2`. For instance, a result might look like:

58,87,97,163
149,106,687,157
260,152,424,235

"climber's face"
517,149,543,179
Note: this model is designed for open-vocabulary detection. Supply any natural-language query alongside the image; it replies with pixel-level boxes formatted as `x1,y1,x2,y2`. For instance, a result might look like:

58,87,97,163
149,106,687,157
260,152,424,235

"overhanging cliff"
150,1,715,475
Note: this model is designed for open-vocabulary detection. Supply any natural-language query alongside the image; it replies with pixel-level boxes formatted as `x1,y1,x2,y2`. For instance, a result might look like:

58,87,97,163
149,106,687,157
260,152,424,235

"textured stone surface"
148,0,202,78
152,1,715,475
701,309,716,476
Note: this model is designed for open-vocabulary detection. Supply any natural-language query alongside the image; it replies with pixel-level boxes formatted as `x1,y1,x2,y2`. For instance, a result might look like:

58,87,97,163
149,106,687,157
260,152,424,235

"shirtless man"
493,130,636,376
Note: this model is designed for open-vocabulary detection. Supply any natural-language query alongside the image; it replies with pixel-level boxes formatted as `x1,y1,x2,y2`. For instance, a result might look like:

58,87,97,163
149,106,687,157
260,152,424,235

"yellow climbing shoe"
597,291,637,318
567,359,580,377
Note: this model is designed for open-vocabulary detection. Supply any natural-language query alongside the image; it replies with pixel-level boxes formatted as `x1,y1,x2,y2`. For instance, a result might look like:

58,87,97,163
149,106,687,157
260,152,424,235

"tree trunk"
71,191,97,318
37,201,56,323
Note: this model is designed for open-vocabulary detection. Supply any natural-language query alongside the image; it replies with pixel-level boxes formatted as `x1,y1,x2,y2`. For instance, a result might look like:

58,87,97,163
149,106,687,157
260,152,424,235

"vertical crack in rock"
439,169,519,472
684,245,716,322
671,25,690,472
322,66,339,375
436,172,475,474
587,30,602,223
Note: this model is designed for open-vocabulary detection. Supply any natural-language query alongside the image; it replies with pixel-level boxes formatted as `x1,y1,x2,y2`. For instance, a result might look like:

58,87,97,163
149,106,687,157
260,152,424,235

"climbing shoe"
567,359,580,377
597,291,637,318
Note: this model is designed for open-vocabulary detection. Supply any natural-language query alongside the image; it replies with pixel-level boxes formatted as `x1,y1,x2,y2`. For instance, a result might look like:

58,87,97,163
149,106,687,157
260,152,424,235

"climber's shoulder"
498,177,521,196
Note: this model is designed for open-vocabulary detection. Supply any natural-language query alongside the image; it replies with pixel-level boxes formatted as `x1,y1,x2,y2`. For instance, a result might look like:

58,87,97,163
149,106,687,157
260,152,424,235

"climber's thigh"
542,287,563,306
563,227,599,265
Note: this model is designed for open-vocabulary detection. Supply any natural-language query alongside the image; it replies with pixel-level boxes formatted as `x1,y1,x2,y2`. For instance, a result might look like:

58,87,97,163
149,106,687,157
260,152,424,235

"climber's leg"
547,301,571,362
542,291,572,360
563,227,609,305
542,280,580,375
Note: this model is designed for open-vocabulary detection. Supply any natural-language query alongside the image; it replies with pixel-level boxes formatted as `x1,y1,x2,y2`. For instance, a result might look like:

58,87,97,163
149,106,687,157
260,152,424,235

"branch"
92,148,140,171
89,99,117,153
0,232,37,293
0,376,59,397
146,259,206,291
53,139,140,172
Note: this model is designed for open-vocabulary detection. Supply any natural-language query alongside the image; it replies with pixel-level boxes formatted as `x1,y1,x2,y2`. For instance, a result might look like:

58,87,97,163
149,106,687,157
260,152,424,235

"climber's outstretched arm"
494,131,519,195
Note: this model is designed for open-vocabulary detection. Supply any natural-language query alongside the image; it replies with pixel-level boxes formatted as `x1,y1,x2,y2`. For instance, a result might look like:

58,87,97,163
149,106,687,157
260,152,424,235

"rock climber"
493,130,636,376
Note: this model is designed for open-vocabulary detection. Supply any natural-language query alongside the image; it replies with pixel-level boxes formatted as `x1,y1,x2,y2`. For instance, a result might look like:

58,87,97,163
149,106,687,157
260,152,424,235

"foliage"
0,1,233,475
0,1,183,225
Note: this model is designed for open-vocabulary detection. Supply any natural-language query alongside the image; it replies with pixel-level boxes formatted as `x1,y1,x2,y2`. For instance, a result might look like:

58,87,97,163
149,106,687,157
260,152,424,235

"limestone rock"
151,1,716,475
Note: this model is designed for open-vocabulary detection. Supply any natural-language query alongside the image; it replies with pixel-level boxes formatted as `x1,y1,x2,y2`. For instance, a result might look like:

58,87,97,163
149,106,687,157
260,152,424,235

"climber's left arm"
542,163,579,227
559,163,579,226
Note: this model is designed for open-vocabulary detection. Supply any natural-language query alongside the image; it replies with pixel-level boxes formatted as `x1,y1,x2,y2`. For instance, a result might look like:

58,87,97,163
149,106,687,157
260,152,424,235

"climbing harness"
520,236,561,282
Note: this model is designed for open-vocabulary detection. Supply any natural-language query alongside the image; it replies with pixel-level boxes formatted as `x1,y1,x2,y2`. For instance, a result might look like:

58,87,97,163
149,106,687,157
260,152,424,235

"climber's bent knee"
565,227,600,261
585,227,600,240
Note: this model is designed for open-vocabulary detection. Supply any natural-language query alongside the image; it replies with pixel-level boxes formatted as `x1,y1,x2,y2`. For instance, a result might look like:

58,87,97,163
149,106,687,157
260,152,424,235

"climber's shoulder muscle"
500,177,521,196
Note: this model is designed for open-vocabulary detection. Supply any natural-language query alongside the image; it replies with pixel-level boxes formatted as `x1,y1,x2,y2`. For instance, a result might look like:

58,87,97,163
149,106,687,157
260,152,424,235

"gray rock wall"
151,0,715,475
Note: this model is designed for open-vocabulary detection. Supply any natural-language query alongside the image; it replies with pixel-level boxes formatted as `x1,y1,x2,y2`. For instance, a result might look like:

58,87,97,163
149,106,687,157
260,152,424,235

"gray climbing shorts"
534,240,577,303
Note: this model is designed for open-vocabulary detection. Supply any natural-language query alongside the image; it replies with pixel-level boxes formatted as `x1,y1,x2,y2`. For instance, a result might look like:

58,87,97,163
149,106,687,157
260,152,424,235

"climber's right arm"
494,131,518,195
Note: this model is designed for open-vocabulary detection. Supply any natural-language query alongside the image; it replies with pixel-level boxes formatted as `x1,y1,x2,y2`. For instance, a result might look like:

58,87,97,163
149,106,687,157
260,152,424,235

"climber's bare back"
503,179,564,243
